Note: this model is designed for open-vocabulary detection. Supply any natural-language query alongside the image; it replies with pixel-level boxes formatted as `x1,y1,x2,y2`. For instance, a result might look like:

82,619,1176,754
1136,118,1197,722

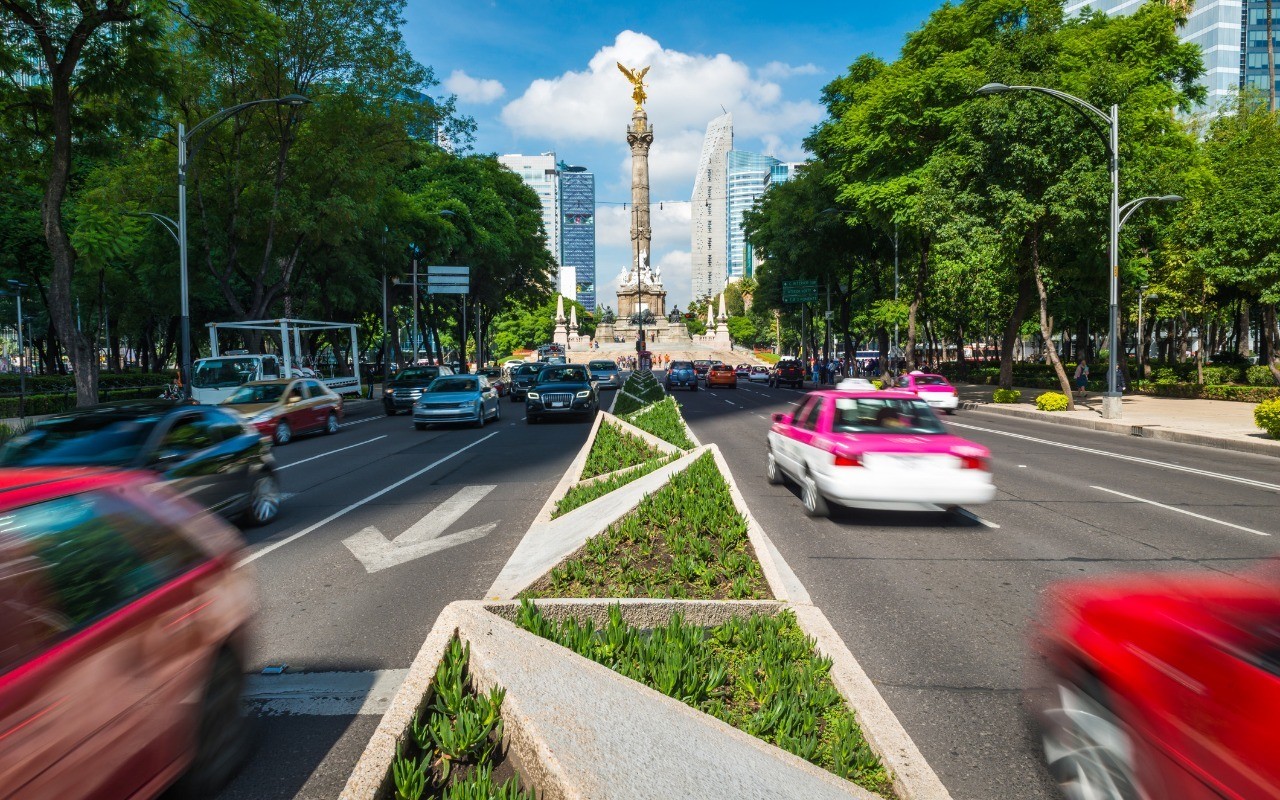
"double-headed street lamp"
976,84,1179,419
176,94,311,397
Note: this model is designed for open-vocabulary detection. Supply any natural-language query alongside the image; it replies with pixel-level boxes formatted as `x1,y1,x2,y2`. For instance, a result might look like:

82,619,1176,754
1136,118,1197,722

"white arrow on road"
343,485,498,573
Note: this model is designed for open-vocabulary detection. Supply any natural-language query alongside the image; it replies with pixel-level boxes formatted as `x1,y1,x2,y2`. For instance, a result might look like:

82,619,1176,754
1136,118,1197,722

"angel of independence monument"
594,63,688,348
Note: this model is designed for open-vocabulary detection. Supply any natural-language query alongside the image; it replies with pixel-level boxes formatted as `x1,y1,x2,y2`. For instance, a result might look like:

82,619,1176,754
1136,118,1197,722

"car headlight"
576,390,590,398
527,392,539,399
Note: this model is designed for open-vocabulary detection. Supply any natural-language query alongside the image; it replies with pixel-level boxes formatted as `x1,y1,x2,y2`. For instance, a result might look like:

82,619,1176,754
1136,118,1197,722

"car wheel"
414,422,428,431
242,473,281,527
800,472,829,517
493,403,501,422
325,412,339,434
766,449,784,485
169,648,253,799
945,408,956,415
473,406,485,428
1040,680,1142,800
273,420,292,446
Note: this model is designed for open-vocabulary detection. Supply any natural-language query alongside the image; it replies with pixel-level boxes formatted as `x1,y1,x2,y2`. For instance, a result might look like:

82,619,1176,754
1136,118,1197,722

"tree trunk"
905,240,928,371
1030,228,1075,409
1238,301,1252,358
999,267,1034,390
1265,304,1280,384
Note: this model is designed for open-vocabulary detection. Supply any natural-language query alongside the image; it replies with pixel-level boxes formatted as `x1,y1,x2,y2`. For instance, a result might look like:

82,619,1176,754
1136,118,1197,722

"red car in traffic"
0,468,257,800
1032,564,1280,800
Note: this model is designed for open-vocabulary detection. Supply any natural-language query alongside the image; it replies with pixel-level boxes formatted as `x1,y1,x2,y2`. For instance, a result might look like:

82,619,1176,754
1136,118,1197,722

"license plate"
551,401,566,408
870,454,925,469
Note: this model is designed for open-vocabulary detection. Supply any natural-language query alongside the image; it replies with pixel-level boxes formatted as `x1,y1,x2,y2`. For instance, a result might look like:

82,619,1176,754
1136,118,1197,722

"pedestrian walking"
1074,359,1090,396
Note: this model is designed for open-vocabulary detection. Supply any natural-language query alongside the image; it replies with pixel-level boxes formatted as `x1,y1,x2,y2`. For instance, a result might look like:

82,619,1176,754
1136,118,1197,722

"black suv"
769,360,805,389
384,365,454,415
526,364,598,423
508,362,544,402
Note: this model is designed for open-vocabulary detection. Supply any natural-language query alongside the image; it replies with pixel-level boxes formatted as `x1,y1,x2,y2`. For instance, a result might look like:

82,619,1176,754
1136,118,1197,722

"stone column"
627,108,653,275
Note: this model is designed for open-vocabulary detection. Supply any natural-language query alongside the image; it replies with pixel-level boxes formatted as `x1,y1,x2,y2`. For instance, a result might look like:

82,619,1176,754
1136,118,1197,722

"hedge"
992,388,1021,404
0,385,170,418
1130,383,1280,403
0,371,178,394
1256,398,1280,439
1247,365,1279,387
1036,392,1069,412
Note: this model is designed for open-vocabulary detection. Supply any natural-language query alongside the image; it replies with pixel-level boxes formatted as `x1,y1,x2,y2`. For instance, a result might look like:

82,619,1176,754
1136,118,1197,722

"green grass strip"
515,603,893,798
524,452,768,600
554,454,679,518
581,422,663,479
621,397,694,450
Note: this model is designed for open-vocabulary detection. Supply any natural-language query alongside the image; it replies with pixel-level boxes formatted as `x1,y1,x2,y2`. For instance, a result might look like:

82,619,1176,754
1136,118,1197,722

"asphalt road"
212,393,594,800
668,375,1280,800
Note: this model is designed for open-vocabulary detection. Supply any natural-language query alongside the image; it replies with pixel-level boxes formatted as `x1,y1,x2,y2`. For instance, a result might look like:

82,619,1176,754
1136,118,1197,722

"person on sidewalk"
1074,359,1090,397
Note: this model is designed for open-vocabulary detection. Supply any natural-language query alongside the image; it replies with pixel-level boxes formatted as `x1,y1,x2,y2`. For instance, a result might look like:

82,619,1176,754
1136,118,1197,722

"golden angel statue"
616,63,650,109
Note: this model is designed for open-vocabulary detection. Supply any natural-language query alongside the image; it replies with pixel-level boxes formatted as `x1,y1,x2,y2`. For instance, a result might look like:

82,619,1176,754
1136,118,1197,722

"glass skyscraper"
727,151,781,282
559,164,597,312
692,113,733,302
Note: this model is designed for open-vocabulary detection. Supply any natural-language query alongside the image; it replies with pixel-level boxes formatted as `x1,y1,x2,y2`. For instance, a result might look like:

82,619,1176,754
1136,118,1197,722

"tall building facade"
1064,0,1242,110
498,152,571,298
559,164,597,312
727,151,781,282
691,113,733,302
1242,0,1280,97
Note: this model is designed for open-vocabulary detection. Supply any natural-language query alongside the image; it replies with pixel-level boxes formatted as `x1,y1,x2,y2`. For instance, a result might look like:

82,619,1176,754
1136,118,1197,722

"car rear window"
428,378,478,393
832,398,946,434
913,375,950,387
671,361,693,369
589,361,616,370
517,364,542,376
0,491,206,675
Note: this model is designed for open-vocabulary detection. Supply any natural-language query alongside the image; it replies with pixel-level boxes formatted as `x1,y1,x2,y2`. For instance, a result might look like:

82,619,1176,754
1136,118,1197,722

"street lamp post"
177,94,310,397
977,83,1128,417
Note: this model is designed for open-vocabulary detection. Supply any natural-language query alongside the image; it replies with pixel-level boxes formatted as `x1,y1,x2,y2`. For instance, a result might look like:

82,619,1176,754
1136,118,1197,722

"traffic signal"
636,331,646,352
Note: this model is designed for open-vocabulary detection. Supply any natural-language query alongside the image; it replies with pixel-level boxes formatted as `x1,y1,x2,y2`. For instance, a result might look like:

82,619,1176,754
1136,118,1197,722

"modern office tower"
727,150,782,282
559,164,597,311
1064,0,1242,111
691,113,733,302
498,152,562,287
1242,0,1280,99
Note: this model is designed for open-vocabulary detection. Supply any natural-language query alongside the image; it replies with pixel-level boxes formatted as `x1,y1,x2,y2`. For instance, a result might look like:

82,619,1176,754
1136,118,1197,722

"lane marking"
278,436,387,471
724,400,738,406
339,416,381,428
948,421,1280,493
949,507,1001,528
238,431,501,567
1090,485,1271,537
245,668,408,716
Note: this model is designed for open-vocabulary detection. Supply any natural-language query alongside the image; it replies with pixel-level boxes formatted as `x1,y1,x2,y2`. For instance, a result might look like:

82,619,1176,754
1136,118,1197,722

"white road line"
950,507,1001,528
339,416,380,428
756,414,768,420
245,668,408,716
1090,485,1271,537
238,431,501,567
278,436,387,471
724,400,738,406
949,421,1280,493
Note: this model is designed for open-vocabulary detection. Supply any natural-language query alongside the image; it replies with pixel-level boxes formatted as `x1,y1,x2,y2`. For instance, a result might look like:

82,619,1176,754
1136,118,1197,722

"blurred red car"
0,468,256,800
891,371,959,414
1031,566,1280,800
706,364,738,388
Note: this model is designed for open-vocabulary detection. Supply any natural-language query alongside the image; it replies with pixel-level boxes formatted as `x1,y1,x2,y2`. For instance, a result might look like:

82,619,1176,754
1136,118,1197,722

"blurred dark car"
769,359,805,389
693,359,713,381
526,364,598,423
0,468,257,800
666,360,698,391
1031,566,1280,800
477,367,509,397
509,362,543,402
383,365,454,415
0,401,280,526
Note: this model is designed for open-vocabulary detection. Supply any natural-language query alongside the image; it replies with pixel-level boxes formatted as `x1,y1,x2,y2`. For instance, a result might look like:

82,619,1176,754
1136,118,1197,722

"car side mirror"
771,412,790,424
287,394,301,404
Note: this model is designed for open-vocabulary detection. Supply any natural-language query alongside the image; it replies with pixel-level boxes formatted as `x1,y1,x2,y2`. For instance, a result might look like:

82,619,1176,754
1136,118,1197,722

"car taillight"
959,455,987,470
833,454,861,467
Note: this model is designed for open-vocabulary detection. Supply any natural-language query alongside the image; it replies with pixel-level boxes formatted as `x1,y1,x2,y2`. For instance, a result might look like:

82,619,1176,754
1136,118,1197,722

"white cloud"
757,61,822,81
501,31,823,146
444,69,505,104
596,201,694,308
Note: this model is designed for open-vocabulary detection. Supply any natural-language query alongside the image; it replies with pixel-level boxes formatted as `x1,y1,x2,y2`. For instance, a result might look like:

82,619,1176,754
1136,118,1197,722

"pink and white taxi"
766,389,995,516
893,372,960,413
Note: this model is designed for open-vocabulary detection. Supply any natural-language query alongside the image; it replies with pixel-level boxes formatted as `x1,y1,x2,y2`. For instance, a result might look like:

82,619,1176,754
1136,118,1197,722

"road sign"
782,279,819,303
342,485,497,573
427,265,469,295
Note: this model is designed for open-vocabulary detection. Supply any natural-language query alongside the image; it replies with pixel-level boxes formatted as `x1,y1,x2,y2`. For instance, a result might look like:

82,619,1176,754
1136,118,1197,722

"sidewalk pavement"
955,383,1280,459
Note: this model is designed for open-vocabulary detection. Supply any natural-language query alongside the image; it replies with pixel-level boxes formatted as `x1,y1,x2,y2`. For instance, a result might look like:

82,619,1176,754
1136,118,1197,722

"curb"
961,401,1280,459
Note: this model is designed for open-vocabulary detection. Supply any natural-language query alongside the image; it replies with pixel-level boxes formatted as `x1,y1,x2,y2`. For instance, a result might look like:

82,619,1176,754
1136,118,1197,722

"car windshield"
913,375,949,387
538,367,589,384
516,364,542,376
671,361,693,370
192,357,258,389
589,361,615,370
752,366,768,372
224,384,286,404
0,414,161,466
394,367,439,382
478,369,501,378
832,398,946,435
694,360,711,366
428,378,478,393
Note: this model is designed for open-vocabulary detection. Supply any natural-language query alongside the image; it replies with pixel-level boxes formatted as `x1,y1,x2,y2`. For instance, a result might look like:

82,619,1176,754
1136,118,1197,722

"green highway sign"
782,279,820,303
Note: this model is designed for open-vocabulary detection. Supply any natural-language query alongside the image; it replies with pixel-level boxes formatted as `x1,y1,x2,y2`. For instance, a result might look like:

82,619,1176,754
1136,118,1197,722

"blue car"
666,360,698,391
413,375,501,429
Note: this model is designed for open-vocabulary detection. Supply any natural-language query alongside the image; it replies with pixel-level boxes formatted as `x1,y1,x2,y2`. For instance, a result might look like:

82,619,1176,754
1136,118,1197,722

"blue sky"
402,0,942,308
